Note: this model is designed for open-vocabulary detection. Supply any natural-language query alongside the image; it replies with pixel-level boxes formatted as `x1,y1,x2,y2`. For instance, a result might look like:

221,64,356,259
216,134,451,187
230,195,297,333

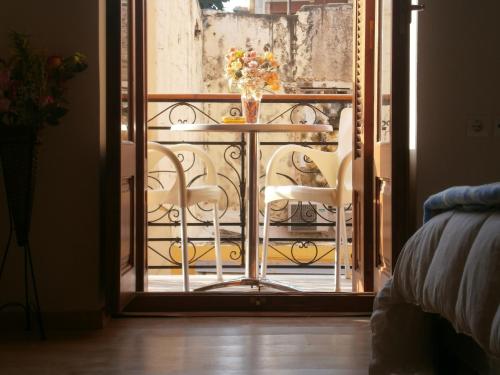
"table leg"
194,131,299,292
246,132,259,279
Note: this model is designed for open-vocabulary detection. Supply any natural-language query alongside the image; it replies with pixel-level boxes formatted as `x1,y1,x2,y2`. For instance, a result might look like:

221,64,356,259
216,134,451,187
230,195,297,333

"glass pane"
121,0,131,141
378,0,392,143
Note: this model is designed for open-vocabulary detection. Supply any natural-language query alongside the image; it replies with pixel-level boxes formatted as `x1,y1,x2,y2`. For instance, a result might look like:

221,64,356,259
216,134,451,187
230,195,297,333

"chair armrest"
168,143,219,185
265,144,339,188
337,151,352,204
147,141,187,207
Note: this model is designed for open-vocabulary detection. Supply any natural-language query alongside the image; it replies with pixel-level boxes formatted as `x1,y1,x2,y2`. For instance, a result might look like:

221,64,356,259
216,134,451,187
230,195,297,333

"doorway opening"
145,0,356,293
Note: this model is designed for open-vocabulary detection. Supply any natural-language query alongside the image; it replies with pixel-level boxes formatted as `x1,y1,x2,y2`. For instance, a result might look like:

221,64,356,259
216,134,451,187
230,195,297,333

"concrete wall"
415,0,500,223
0,0,104,322
147,0,204,131
295,4,352,89
147,0,203,94
202,4,353,93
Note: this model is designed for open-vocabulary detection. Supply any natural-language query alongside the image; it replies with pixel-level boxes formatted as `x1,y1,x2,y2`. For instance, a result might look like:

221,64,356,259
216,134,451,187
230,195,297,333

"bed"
370,183,500,374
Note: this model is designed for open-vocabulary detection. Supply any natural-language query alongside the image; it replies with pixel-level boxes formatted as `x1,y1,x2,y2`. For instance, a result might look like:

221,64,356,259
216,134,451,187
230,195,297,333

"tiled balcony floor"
148,273,353,293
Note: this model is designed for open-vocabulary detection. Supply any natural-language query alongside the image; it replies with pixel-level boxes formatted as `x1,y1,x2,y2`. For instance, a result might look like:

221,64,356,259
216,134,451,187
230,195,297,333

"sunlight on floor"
148,274,353,293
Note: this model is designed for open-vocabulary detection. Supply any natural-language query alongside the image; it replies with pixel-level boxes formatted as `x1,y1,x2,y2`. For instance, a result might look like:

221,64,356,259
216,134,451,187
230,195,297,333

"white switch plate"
493,117,500,137
466,115,490,137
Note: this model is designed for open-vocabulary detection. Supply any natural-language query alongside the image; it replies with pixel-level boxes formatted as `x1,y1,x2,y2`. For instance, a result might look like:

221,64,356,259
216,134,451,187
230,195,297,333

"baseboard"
0,308,109,330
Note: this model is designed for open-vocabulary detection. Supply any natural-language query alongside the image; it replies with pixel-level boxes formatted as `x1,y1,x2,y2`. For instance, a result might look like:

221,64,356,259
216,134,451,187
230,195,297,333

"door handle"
410,4,425,12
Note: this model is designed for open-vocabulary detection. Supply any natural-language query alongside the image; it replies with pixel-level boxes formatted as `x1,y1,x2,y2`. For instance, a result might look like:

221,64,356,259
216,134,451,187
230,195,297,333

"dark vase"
0,124,45,339
0,125,38,246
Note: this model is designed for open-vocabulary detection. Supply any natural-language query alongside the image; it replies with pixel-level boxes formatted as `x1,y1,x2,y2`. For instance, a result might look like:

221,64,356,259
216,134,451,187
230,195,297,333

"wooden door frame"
352,0,376,293
104,0,147,314
103,0,416,314
390,0,412,264
104,0,122,315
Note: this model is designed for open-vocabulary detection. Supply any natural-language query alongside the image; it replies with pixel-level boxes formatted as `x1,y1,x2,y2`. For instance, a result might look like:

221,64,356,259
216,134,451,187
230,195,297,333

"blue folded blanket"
423,182,500,223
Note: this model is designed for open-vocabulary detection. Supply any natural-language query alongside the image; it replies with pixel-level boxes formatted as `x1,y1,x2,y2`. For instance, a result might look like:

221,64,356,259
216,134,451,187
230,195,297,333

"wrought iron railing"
147,93,353,274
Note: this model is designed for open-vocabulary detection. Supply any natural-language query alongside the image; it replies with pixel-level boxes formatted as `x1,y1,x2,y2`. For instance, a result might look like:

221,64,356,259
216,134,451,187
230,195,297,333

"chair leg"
213,203,223,282
260,202,272,278
335,207,341,292
179,205,190,292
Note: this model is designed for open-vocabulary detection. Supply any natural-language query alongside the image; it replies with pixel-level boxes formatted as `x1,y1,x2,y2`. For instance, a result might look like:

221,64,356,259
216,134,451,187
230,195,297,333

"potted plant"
0,31,87,246
0,31,87,339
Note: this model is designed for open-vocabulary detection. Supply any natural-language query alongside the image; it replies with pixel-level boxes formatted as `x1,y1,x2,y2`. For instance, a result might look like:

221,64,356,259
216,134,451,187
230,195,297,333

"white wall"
416,0,500,223
0,0,104,321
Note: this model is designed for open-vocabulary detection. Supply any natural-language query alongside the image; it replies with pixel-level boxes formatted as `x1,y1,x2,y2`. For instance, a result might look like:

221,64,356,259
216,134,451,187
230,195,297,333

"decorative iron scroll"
146,100,352,272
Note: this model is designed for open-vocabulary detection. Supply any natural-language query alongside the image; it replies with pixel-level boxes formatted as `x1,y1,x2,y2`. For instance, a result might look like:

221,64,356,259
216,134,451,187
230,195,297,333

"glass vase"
240,88,263,124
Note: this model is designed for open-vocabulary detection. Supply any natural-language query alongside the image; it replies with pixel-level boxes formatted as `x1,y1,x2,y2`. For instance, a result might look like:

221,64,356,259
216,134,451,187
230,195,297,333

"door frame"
104,0,147,314
104,0,122,315
104,0,414,314
390,0,412,263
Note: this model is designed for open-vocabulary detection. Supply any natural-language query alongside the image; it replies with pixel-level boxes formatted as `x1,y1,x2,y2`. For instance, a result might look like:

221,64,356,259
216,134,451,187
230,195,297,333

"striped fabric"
423,182,500,223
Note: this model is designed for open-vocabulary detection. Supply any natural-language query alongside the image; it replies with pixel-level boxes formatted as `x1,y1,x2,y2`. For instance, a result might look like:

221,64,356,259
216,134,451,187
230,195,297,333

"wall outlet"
494,117,500,137
466,116,490,137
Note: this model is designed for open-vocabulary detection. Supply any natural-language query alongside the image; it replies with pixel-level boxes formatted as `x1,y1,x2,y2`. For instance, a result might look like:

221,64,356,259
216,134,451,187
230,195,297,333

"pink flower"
40,96,54,106
0,97,10,112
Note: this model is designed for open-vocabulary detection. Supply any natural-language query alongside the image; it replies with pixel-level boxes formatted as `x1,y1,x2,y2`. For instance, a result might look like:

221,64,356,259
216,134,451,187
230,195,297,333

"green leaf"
198,0,229,11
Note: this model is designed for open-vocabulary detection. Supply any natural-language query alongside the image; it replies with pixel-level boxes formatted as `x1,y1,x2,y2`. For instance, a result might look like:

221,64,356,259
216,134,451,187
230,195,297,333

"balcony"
146,93,353,292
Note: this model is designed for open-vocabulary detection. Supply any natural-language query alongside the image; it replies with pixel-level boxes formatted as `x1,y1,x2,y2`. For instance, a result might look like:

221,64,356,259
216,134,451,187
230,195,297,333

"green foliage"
0,31,88,128
198,0,229,10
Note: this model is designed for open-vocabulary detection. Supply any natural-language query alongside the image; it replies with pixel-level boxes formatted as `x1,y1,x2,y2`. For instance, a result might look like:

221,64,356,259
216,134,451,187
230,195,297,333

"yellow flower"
231,60,242,71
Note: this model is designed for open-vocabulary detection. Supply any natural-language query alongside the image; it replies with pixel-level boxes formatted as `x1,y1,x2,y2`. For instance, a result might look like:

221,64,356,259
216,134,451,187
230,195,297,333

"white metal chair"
147,142,223,292
261,107,353,292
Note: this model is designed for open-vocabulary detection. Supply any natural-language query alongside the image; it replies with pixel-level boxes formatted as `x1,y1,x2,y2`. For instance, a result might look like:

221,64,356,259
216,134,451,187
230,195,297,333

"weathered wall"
415,0,500,224
202,11,293,93
147,0,203,94
147,0,204,133
202,4,353,93
0,0,104,321
295,4,352,90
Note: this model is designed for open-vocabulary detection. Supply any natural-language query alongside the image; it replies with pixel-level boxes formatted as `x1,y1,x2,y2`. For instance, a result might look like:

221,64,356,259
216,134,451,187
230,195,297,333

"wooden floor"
148,274,353,293
0,317,371,374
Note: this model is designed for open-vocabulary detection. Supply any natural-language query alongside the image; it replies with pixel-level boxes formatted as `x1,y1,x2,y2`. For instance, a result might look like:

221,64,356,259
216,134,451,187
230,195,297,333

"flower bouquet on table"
224,45,280,124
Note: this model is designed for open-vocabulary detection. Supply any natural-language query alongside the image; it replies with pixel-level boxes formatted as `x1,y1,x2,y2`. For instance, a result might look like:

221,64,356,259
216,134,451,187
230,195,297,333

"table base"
193,277,300,292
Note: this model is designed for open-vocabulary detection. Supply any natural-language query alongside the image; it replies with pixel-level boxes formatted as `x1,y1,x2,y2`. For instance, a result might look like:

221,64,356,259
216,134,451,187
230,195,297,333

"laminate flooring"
0,317,371,375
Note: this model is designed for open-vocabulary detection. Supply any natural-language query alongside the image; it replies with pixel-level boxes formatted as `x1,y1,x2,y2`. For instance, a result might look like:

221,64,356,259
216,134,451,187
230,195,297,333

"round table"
170,123,333,291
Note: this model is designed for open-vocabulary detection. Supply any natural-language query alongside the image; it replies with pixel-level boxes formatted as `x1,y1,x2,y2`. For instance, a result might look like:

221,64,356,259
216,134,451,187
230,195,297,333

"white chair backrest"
147,142,186,208
337,107,353,161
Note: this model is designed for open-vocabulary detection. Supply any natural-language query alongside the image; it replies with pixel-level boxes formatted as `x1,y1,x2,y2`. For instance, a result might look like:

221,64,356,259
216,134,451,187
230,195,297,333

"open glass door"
109,0,413,313
118,0,137,311
107,0,146,313
373,0,412,290
351,0,376,293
